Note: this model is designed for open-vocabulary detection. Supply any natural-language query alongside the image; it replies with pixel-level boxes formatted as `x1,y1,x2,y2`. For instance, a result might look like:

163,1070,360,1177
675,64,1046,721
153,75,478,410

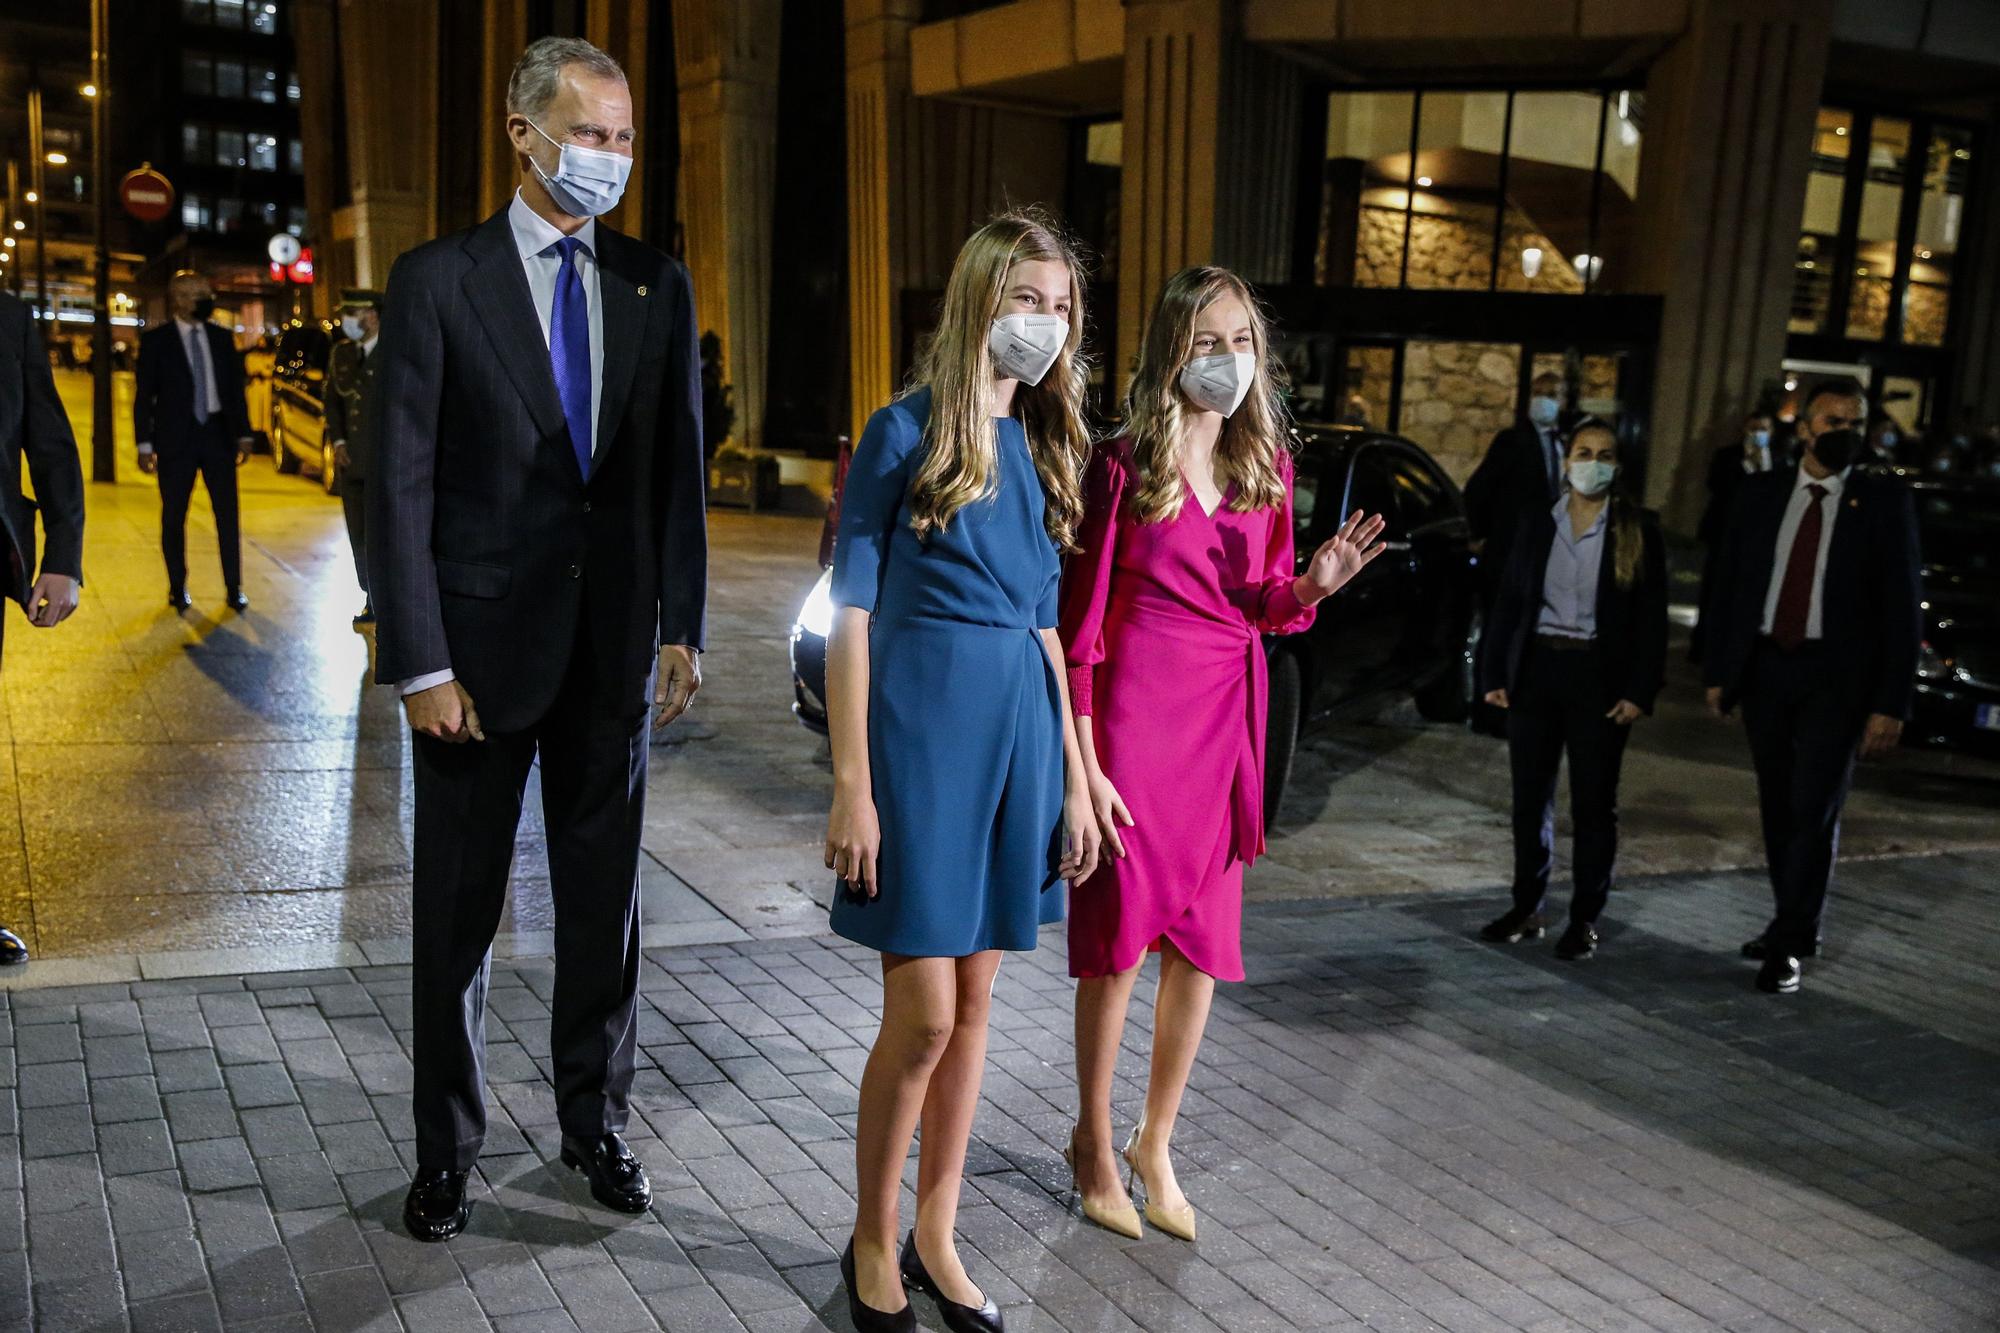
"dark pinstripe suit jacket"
367,206,707,732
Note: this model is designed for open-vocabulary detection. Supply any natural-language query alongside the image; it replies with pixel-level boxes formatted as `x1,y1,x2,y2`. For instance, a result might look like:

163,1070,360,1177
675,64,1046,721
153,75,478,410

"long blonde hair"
904,209,1091,550
1569,418,1644,590
1124,266,1289,523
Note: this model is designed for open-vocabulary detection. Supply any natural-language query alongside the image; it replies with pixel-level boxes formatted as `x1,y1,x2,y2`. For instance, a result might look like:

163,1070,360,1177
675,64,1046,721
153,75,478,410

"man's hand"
26,574,79,627
137,450,158,476
1484,688,1509,709
1606,699,1643,725
1860,713,1903,758
404,680,484,743
653,644,701,730
236,436,254,466
1705,686,1733,719
334,443,353,470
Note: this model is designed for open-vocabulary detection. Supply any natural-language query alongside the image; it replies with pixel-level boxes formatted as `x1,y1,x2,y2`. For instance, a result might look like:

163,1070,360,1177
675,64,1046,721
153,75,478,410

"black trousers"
410,617,649,1171
1741,639,1864,955
1507,639,1634,924
158,417,242,592
339,474,368,599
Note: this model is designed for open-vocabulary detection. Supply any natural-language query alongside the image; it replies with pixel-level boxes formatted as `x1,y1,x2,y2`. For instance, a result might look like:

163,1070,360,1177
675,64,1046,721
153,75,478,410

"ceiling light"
45,152,67,166
1415,176,1432,187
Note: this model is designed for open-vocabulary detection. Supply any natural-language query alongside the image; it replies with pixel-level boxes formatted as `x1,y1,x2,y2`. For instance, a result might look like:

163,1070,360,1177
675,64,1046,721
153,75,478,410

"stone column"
478,0,531,220
672,0,782,451
331,0,442,288
586,0,654,243
1635,0,1834,531
291,0,344,318
844,0,923,445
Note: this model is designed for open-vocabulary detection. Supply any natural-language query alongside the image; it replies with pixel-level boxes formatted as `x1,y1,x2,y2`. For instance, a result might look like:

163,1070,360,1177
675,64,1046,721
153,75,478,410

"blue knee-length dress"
828,387,1068,957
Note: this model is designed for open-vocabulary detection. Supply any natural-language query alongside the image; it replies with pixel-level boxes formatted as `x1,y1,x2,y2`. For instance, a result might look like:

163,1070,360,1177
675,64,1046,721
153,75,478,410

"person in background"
325,288,382,626
1692,410,1777,663
134,270,255,613
1864,413,1905,467
0,290,86,965
1477,419,1665,962
1702,377,1922,994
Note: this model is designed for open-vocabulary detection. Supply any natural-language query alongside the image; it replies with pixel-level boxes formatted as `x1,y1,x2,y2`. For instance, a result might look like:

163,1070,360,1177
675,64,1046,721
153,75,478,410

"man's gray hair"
506,36,626,120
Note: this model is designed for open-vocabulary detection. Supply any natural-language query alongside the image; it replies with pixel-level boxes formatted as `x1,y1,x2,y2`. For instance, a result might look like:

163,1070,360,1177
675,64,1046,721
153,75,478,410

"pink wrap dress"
1058,438,1316,982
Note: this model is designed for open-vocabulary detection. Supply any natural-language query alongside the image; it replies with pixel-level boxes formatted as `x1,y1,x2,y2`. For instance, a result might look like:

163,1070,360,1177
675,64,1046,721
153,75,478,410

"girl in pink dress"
1058,267,1385,1241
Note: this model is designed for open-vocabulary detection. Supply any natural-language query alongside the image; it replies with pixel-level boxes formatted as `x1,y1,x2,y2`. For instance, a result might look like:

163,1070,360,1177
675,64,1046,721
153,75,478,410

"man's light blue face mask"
526,118,632,218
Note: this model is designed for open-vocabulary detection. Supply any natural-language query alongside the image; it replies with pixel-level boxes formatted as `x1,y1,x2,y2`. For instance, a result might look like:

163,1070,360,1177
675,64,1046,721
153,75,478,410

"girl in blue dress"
825,211,1101,1333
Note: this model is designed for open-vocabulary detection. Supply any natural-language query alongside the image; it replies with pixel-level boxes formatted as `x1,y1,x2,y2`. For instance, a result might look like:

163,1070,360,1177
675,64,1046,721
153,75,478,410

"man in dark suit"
134,270,255,612
1703,378,1922,994
2,292,86,964
370,35,706,1242
324,288,381,626
1691,409,1778,664
1465,370,1570,595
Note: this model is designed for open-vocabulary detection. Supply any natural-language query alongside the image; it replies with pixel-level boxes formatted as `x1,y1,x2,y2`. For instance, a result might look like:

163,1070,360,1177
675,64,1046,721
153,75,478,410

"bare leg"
1072,963,1143,1205
851,953,958,1314
1133,939,1215,1215
913,950,1002,1307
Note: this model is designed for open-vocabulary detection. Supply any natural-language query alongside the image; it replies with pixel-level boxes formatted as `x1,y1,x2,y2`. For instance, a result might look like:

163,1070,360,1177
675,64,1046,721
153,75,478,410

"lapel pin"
636,285,648,297
1848,497,1859,508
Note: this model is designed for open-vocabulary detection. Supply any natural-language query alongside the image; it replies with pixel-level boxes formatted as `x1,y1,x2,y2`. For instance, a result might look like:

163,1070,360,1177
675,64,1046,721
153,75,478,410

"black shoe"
1742,936,1820,960
559,1133,651,1214
901,1232,1003,1333
402,1168,471,1242
1755,955,1802,994
226,588,249,613
1554,922,1598,961
168,588,191,612
0,926,27,966
352,604,376,626
1480,908,1545,944
842,1239,916,1333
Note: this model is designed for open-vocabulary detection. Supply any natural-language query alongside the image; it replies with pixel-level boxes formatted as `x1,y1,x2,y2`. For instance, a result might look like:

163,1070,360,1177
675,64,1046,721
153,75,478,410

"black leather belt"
1534,633,1594,652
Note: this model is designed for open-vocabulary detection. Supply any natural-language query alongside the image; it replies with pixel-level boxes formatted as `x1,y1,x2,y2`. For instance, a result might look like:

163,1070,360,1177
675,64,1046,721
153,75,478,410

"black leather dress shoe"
560,1133,651,1214
901,1232,1003,1333
1554,922,1598,961
1742,936,1820,960
1479,908,1545,944
226,588,249,613
402,1169,471,1242
842,1239,916,1332
1755,954,1802,994
168,588,191,612
0,926,27,966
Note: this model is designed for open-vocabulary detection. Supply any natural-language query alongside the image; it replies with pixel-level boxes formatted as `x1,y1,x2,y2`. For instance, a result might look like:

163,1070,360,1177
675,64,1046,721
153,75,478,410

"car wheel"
272,403,301,474
1416,607,1480,723
320,441,340,496
1263,648,1303,829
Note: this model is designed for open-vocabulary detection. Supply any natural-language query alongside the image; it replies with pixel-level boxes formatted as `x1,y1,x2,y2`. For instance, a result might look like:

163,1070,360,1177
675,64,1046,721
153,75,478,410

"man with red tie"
1702,378,1922,993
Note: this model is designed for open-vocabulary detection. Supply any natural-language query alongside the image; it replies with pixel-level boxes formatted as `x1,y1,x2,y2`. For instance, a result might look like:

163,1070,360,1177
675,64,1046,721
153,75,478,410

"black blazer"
1464,422,1562,584
1702,466,1922,720
1478,501,1669,713
367,206,707,733
133,319,251,452
0,293,85,610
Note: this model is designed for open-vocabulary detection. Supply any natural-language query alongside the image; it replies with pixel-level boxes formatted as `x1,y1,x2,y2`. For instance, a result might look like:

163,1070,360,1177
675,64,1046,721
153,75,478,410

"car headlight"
1916,640,1951,682
795,568,835,639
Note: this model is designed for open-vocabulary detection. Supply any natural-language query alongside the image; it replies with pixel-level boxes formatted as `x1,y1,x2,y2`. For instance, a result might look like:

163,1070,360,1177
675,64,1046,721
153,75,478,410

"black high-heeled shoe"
841,1239,916,1333
900,1231,1004,1333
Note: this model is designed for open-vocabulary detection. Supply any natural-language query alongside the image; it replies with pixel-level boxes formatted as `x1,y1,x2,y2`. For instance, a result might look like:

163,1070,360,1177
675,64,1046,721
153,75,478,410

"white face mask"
1568,459,1617,496
527,118,632,218
988,314,1068,387
1180,352,1256,417
340,315,367,342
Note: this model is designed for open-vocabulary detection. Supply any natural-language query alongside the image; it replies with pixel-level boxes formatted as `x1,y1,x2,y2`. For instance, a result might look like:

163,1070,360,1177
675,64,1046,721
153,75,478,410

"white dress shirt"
1760,465,1847,641
401,192,606,699
1536,495,1606,639
138,318,224,454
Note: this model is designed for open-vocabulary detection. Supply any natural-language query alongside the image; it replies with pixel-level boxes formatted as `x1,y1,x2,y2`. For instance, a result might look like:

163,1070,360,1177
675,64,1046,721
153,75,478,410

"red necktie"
1770,484,1827,651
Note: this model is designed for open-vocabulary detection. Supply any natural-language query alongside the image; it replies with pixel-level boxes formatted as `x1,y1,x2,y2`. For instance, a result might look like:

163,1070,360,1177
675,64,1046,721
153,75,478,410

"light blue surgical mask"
1749,428,1770,449
527,118,632,218
1568,459,1617,496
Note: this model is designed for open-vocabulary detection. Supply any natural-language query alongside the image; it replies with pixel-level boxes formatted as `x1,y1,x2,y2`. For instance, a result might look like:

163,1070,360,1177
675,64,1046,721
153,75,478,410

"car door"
1315,441,1407,707
1375,443,1470,686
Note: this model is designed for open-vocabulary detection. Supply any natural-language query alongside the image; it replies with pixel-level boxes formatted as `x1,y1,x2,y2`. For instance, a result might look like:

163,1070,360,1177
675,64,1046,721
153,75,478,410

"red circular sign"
119,167,175,223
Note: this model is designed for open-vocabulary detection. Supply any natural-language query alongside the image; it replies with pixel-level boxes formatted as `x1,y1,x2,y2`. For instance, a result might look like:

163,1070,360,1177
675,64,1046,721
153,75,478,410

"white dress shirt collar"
508,189,596,262
1794,461,1847,497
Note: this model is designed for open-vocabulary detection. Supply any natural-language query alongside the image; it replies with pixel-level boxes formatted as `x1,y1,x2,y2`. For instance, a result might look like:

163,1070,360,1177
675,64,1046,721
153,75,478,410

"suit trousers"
339,476,368,598
409,612,650,1171
158,417,242,591
1507,639,1634,924
1741,639,1863,955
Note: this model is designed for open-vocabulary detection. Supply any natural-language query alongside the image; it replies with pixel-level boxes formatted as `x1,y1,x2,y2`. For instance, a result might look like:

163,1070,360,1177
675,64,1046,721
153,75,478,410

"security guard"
326,288,382,625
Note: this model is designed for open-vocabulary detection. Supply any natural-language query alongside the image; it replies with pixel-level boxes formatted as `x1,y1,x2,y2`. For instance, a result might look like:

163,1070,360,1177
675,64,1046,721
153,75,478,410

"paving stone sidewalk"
3,853,1998,1333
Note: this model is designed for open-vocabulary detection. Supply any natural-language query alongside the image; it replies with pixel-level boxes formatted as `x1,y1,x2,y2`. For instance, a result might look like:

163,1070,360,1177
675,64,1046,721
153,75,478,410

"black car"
1907,472,2000,753
268,319,343,493
788,424,1481,821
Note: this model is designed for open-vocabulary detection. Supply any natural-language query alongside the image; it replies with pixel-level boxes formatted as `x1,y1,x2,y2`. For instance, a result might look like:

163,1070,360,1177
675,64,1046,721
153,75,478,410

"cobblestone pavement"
4,850,1996,1332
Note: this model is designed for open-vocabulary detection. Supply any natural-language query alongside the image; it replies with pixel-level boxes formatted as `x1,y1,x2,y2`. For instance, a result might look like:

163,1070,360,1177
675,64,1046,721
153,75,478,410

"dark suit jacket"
1464,421,1563,589
134,319,251,452
324,338,378,482
368,206,707,733
1479,501,1668,712
0,293,86,611
1701,466,1923,720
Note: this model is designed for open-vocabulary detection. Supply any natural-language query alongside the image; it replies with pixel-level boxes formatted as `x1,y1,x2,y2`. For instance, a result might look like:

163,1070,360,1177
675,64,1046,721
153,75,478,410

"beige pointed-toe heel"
1123,1119,1197,1243
1064,1128,1143,1239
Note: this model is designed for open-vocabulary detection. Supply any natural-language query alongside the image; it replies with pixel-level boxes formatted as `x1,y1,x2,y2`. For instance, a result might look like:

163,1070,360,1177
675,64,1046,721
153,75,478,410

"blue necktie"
189,327,212,424
548,236,592,479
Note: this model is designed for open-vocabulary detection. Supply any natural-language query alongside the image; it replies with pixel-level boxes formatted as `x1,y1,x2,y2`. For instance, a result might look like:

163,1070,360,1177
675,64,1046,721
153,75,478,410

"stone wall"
1399,340,1519,482
1354,204,1584,294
